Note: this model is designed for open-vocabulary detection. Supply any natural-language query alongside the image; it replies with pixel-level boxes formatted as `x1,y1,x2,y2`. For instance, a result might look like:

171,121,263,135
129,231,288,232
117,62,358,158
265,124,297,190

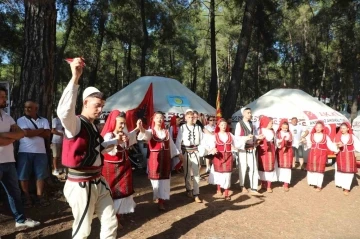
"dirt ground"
1,165,360,239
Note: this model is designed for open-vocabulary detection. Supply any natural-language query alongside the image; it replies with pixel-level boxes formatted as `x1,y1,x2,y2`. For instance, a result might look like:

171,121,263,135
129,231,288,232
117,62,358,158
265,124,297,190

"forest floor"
1,165,360,239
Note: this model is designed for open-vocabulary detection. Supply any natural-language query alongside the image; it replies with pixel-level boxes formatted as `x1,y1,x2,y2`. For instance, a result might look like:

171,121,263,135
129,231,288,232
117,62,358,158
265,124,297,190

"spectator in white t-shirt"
17,100,51,207
0,87,40,228
51,114,64,176
289,117,309,170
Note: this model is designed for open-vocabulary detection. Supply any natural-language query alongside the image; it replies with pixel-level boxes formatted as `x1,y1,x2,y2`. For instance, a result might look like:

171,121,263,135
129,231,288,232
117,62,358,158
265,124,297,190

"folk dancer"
57,58,119,238
101,110,140,228
275,119,293,192
176,109,204,203
305,121,339,192
333,122,360,195
137,112,180,210
205,119,245,200
169,115,182,172
257,116,277,193
235,107,263,195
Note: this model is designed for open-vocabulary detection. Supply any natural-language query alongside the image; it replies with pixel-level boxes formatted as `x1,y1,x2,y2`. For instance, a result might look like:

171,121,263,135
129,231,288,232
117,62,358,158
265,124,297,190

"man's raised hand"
69,57,85,82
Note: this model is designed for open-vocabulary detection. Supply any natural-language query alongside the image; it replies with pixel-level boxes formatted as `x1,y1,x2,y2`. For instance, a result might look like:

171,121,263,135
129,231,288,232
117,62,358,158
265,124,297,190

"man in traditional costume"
176,109,204,203
235,107,263,195
57,58,119,238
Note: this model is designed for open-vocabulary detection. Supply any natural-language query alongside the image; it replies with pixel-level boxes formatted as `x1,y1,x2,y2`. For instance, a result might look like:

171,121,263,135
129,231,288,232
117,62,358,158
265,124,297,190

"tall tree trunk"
207,0,218,107
88,1,108,86
16,0,56,120
127,42,132,85
288,31,296,87
193,57,198,93
349,2,358,121
223,0,257,118
54,0,76,103
140,0,149,76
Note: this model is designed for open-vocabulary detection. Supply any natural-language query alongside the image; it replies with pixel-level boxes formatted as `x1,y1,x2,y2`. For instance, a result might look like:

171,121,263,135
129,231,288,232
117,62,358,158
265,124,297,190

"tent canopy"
102,76,215,118
232,88,349,128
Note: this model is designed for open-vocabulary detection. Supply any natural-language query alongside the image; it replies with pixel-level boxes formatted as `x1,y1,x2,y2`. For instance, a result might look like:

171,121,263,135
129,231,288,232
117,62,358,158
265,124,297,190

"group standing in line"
1,57,358,239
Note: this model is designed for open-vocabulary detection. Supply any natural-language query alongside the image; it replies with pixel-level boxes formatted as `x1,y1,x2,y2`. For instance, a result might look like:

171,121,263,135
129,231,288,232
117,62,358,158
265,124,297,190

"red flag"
64,57,86,67
216,89,222,120
126,83,154,131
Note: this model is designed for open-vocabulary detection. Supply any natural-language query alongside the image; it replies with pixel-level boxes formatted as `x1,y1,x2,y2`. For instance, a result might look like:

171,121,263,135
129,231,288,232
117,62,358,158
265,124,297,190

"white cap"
83,87,100,101
185,109,194,114
240,107,246,115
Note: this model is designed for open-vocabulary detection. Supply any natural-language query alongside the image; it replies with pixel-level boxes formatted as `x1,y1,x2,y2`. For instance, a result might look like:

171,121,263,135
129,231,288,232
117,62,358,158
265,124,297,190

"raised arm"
57,58,84,138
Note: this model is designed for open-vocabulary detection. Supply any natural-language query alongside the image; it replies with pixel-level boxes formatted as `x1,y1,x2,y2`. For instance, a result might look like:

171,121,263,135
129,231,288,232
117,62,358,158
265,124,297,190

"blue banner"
167,95,190,107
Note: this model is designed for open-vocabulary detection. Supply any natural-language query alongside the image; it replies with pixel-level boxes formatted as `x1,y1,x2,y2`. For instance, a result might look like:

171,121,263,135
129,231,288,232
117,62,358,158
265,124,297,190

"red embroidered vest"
310,133,327,151
149,129,170,151
215,133,232,152
62,116,104,168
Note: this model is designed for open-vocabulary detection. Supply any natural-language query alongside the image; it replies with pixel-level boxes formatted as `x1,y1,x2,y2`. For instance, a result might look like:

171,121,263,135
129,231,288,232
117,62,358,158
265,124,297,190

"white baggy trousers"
238,149,259,191
183,151,201,195
64,177,118,239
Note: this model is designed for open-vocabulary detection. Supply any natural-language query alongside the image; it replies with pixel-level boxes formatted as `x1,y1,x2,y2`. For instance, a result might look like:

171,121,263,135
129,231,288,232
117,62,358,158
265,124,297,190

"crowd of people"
0,57,359,239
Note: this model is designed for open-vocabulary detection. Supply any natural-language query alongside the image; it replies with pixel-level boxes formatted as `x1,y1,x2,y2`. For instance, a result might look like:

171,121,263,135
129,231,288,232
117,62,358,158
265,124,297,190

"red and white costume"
203,131,244,190
101,110,137,215
257,117,277,183
138,123,179,201
305,121,338,188
275,119,293,185
57,82,118,239
235,119,258,191
334,122,360,190
169,116,181,171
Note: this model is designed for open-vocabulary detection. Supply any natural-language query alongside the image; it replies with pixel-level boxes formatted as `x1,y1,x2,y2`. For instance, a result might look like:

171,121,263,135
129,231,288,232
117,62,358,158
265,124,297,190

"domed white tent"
232,88,349,130
102,76,215,121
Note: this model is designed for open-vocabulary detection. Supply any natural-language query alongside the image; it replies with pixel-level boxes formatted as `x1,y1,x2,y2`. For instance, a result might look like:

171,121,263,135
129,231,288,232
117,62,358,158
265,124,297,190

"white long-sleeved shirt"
338,134,360,152
104,130,138,156
57,81,118,167
138,129,179,158
304,133,339,153
276,131,292,148
199,132,246,156
175,124,203,151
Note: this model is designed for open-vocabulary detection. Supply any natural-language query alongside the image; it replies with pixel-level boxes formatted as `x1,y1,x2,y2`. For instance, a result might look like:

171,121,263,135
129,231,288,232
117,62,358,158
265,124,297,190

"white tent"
102,76,215,120
232,88,349,130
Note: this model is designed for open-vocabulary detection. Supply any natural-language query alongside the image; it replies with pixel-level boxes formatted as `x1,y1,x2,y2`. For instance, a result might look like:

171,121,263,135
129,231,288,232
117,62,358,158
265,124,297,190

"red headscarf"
276,118,293,147
151,112,165,129
101,110,121,137
215,118,228,133
170,115,178,138
334,122,353,143
259,116,273,151
310,121,329,135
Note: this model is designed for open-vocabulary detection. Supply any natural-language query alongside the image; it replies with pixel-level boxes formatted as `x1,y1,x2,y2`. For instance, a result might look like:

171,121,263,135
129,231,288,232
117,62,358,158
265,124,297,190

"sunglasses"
208,119,214,121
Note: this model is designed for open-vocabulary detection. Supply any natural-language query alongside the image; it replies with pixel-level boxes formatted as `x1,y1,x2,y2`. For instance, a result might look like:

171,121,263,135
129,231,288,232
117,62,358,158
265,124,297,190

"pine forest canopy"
0,0,359,120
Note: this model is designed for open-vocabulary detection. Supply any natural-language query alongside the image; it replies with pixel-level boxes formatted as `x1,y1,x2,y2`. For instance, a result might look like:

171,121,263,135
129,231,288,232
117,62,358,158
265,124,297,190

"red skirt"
276,146,293,169
307,148,327,173
213,152,233,173
148,150,171,180
102,159,134,199
257,142,276,172
336,151,358,173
